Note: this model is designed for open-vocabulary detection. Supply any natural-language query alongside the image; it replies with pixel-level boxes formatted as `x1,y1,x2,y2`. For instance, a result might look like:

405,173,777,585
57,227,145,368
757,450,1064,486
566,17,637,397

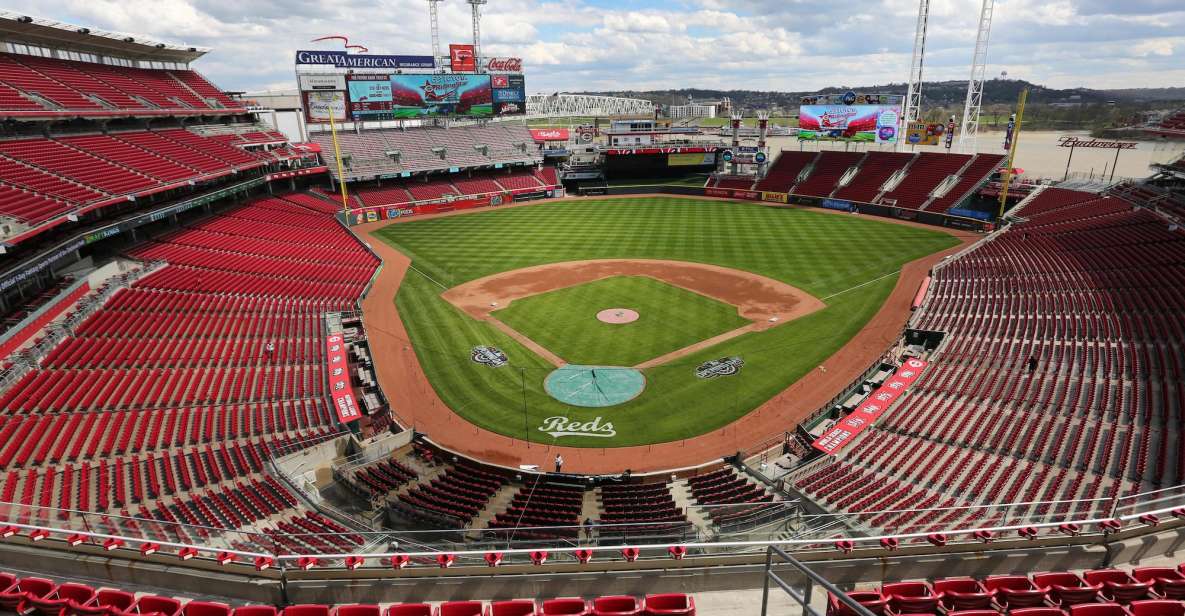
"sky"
9,0,1185,95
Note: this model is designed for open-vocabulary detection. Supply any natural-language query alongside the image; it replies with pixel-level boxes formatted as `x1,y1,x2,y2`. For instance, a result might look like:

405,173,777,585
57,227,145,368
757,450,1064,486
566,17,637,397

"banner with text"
812,358,929,455
326,334,362,423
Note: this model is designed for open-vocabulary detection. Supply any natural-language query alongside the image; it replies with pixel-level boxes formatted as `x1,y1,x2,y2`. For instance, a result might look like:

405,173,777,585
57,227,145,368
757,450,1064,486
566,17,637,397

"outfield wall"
590,184,994,233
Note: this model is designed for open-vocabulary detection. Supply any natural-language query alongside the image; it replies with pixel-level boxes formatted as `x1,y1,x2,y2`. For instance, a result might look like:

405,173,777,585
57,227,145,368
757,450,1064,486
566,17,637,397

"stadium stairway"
668,481,713,535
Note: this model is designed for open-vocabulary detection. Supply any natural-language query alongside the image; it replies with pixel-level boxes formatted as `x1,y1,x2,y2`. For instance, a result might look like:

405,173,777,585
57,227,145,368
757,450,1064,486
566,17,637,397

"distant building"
668,104,718,119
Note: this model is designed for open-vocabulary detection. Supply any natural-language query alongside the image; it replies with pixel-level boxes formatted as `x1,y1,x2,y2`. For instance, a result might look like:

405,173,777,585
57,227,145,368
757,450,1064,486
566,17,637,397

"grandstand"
309,124,541,182
747,149,1005,215
792,186,1185,534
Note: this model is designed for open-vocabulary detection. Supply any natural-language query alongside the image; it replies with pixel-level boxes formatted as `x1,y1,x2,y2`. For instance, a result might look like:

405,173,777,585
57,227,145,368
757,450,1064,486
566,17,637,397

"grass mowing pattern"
379,198,957,447
491,276,749,366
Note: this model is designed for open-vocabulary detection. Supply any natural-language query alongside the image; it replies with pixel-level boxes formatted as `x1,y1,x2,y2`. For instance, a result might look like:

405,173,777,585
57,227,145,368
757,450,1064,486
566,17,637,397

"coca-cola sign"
485,57,523,72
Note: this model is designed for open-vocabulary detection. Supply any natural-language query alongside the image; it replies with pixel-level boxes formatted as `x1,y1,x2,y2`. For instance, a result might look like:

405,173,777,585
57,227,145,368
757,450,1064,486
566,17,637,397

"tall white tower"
903,0,930,127
959,0,995,152
427,0,444,68
467,0,487,71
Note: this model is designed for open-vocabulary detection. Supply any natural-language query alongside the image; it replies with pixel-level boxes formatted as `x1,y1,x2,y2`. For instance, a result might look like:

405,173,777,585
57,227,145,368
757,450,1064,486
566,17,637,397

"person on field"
554,454,564,473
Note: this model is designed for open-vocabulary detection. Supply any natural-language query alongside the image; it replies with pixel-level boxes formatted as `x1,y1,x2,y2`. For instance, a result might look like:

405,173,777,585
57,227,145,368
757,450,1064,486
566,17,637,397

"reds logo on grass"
471,346,508,368
538,416,616,439
695,357,745,379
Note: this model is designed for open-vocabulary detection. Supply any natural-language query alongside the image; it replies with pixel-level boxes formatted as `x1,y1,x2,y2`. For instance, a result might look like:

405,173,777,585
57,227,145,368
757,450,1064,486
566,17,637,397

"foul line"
410,264,448,291
821,269,901,302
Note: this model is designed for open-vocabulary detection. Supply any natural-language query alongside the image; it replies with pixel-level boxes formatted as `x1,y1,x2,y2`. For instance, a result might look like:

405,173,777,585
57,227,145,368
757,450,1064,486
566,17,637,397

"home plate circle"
597,308,639,324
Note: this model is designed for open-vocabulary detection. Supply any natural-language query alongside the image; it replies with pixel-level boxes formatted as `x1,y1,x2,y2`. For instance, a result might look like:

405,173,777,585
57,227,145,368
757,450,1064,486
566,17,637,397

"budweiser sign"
485,57,523,72
1057,135,1137,150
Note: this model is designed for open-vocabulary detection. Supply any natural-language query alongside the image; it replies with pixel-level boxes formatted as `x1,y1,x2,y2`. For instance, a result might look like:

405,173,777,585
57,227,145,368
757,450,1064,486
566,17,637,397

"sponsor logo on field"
538,416,617,438
695,357,745,379
471,346,508,368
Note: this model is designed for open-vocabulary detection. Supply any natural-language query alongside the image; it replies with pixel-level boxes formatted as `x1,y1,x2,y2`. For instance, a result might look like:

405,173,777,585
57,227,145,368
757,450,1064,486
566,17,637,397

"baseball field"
373,197,957,448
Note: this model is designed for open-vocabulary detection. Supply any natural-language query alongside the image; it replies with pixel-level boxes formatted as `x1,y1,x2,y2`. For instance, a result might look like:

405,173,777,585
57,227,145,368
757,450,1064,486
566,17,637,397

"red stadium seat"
1084,571,1153,604
440,603,484,616
281,606,331,616
184,602,231,616
131,596,182,616
592,597,641,616
827,591,888,616
487,601,537,616
1034,572,1102,606
1130,602,1185,616
333,606,380,616
1068,604,1132,616
0,578,55,613
642,595,694,616
882,582,940,614
1011,609,1068,616
934,578,992,611
948,611,1000,616
1132,568,1185,600
74,590,136,616
386,605,435,616
541,599,589,616
231,607,279,616
26,582,96,616
983,576,1047,609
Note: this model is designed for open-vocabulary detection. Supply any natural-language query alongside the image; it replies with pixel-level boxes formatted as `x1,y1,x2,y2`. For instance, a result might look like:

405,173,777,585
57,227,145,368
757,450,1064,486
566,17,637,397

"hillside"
581,79,1185,112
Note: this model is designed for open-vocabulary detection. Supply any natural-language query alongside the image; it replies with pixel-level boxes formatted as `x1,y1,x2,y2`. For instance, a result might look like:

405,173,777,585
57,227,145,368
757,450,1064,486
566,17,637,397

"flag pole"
997,88,1027,220
327,104,351,216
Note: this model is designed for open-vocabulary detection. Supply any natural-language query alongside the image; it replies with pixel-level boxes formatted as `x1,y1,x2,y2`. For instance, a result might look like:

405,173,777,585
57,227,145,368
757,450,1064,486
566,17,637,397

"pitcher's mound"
597,308,639,324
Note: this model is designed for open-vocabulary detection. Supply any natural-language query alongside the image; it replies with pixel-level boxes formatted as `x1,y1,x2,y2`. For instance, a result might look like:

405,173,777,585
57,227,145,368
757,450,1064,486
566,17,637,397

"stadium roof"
0,10,209,64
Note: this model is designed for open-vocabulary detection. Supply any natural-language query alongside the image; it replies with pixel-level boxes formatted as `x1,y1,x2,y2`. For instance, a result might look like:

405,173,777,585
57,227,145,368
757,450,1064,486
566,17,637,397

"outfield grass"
491,276,749,366
379,198,957,447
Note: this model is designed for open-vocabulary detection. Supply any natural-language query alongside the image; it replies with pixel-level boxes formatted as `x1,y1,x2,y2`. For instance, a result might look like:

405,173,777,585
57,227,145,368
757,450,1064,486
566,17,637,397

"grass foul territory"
376,197,957,447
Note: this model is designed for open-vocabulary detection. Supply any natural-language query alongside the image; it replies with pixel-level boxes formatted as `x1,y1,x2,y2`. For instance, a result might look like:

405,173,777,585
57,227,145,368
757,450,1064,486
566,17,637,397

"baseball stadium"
0,2,1184,616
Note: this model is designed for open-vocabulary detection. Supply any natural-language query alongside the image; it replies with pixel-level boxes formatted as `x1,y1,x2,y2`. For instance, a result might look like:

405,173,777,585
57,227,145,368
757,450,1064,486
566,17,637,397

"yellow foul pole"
997,87,1028,220
327,104,351,216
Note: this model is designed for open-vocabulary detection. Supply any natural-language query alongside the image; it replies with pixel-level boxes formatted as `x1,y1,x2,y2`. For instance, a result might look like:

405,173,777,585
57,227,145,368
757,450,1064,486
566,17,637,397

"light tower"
902,0,930,131
427,0,444,68
958,0,995,152
467,0,487,71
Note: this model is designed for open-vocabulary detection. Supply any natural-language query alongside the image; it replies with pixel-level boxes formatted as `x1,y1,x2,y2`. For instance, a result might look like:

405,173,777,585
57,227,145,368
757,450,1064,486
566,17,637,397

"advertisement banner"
493,87,526,103
449,44,476,72
346,76,395,121
494,101,526,116
705,188,761,201
529,128,570,142
388,74,492,117
799,104,901,143
668,152,715,166
326,334,361,423
299,74,346,91
812,358,928,455
904,122,944,146
761,191,789,204
305,90,348,122
484,57,524,73
820,198,855,212
295,50,434,70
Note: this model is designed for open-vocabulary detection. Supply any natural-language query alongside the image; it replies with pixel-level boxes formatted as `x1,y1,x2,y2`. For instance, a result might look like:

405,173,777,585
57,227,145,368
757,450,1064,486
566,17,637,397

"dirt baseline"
354,197,980,474
441,259,825,369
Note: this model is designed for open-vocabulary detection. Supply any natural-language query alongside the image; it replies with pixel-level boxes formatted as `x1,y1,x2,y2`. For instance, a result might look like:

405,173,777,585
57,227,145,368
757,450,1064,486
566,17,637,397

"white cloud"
3,0,1182,93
